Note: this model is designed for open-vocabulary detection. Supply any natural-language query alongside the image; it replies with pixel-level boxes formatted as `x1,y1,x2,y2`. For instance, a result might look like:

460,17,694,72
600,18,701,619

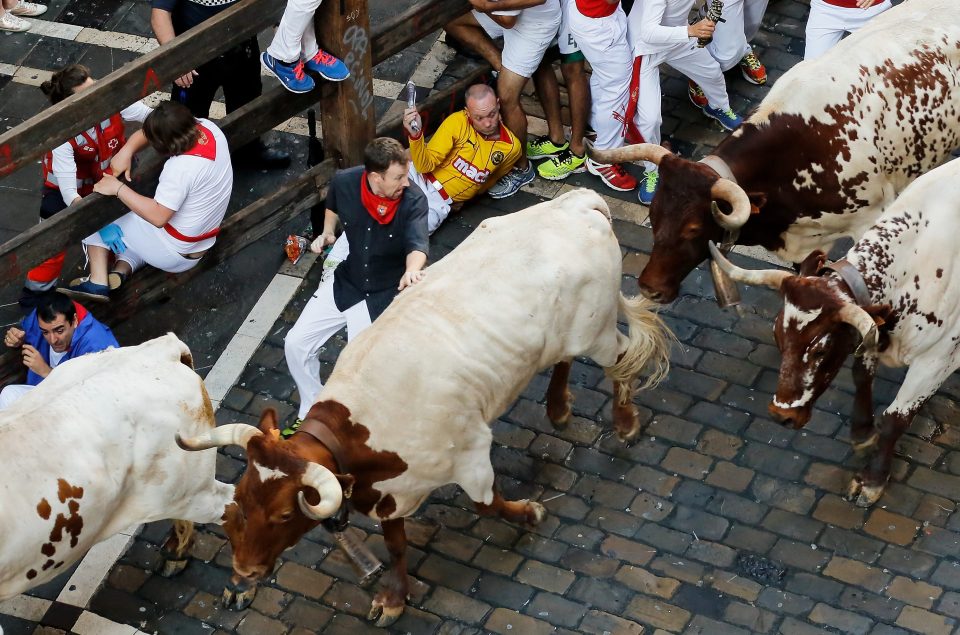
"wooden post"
316,0,376,167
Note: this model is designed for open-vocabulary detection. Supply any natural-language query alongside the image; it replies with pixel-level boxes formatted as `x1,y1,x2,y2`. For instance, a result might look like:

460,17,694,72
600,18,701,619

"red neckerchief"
181,123,217,160
360,171,401,224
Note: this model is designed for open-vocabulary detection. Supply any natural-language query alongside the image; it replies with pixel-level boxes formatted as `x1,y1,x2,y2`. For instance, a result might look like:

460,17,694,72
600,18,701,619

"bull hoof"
158,557,189,578
616,421,641,446
547,393,573,429
850,431,879,456
845,476,885,508
367,600,404,627
526,500,547,526
222,584,257,611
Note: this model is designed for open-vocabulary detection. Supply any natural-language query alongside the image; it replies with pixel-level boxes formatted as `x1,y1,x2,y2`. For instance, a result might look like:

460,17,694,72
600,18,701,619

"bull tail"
606,294,673,404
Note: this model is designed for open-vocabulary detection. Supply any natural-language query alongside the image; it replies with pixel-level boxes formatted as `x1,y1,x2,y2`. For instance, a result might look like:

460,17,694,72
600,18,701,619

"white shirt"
496,0,562,36
628,0,697,57
49,349,67,369
153,118,233,253
51,101,154,206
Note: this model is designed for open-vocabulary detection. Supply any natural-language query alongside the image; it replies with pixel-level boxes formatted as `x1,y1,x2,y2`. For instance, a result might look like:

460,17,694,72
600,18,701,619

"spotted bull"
178,189,673,626
711,157,960,506
0,334,234,601
592,0,960,303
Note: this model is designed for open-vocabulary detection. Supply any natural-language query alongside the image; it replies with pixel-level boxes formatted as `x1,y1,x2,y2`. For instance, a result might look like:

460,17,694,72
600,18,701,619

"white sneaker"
0,12,31,31
10,0,47,16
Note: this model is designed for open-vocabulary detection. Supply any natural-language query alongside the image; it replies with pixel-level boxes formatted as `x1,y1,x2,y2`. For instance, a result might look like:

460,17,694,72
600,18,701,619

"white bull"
0,334,233,600
178,189,674,626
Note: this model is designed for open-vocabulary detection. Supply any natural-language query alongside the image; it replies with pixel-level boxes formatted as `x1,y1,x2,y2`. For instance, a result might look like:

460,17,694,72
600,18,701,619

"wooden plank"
0,0,284,177
316,0,376,165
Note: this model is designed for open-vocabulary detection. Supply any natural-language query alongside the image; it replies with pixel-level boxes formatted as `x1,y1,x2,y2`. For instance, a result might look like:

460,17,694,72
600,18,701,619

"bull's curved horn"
708,242,791,290
176,424,263,451
837,303,878,356
585,140,671,167
297,463,344,520
710,179,752,230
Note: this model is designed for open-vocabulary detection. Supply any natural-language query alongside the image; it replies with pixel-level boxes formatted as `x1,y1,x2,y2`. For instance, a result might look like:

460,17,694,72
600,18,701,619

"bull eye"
278,510,294,523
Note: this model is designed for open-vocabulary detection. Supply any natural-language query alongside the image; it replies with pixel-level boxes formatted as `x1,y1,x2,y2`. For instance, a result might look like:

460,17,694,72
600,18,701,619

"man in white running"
567,0,638,192
626,0,743,205
804,0,891,60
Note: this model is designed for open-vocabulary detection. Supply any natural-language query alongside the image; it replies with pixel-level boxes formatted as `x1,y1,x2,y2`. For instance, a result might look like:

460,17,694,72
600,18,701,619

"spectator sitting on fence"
282,137,428,433
150,0,290,170
444,0,562,199
59,101,233,303
320,84,521,276
0,294,118,410
22,64,154,309
260,0,350,94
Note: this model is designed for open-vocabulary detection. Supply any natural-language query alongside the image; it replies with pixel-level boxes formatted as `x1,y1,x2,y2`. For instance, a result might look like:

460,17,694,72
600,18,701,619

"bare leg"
532,64,566,146
545,359,573,427
368,518,408,627
561,60,590,156
849,355,877,452
475,489,545,525
444,14,503,71
87,245,111,286
496,69,530,169
612,380,641,444
159,519,195,577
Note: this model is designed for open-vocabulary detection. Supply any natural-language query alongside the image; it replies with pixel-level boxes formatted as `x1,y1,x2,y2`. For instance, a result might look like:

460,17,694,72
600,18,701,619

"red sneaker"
586,157,637,191
688,80,708,109
739,51,767,86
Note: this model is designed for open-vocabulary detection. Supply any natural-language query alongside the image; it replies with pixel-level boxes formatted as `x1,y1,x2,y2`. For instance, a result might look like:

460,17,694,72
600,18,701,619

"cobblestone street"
5,0,960,633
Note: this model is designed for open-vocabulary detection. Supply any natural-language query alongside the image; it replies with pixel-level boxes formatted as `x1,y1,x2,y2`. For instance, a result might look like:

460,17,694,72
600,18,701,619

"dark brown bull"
589,0,960,303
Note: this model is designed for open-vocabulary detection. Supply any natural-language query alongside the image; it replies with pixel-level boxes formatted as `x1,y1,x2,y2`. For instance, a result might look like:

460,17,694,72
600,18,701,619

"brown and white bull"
592,0,960,303
711,157,960,507
0,334,234,601
177,189,672,626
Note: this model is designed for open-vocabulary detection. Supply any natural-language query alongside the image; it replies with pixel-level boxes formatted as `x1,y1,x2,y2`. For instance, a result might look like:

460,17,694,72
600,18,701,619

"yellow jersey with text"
409,110,522,202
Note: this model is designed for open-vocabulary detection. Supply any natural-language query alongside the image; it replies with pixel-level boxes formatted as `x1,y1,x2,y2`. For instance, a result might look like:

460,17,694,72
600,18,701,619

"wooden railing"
0,0,476,380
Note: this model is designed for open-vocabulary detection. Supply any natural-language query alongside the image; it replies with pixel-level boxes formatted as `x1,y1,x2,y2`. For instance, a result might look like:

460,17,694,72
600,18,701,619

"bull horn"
708,242,791,290
585,140,671,166
297,463,343,520
837,303,878,357
710,179,752,230
176,424,263,451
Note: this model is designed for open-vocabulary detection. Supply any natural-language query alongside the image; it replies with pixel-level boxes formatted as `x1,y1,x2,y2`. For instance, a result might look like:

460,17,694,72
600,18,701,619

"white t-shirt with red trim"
153,118,233,253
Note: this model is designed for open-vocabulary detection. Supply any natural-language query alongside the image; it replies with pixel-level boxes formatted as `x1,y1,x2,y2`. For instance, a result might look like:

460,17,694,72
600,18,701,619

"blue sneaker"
58,276,110,303
304,49,350,82
637,170,659,206
487,163,535,199
702,104,743,131
261,52,315,94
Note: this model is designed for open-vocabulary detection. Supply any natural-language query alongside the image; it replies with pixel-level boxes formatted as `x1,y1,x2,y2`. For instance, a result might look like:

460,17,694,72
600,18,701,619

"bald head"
464,84,500,137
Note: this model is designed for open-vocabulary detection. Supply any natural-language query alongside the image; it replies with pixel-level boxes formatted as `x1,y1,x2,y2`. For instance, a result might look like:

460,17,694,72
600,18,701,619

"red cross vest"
41,113,126,197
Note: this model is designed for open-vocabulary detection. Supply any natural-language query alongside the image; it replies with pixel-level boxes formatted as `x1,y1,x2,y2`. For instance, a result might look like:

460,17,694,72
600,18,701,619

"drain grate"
735,552,787,586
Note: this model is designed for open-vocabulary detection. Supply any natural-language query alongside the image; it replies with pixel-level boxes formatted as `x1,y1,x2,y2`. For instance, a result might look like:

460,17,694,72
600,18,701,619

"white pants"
804,0,891,60
327,165,449,264
632,43,730,171
706,0,769,70
267,0,324,63
284,275,372,419
83,212,206,274
0,384,32,410
473,5,562,78
743,0,768,41
567,4,632,150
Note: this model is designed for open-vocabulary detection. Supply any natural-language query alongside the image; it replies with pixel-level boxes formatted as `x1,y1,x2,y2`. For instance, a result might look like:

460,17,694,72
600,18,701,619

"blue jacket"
22,302,119,386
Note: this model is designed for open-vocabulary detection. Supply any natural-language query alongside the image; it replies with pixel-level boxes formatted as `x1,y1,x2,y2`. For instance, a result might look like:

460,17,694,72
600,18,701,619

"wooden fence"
0,0,479,379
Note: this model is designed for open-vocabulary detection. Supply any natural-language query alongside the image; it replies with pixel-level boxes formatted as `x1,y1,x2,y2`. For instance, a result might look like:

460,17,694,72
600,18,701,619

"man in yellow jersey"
321,84,521,274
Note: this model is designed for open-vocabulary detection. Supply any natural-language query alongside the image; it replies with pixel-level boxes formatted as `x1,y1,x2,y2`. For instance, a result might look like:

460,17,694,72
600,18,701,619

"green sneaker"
526,135,569,160
280,419,303,439
537,148,587,181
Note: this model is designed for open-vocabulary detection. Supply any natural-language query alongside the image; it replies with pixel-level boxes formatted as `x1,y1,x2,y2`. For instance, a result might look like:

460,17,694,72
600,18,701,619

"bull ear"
798,251,827,277
336,474,356,499
865,304,893,327
258,409,279,434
